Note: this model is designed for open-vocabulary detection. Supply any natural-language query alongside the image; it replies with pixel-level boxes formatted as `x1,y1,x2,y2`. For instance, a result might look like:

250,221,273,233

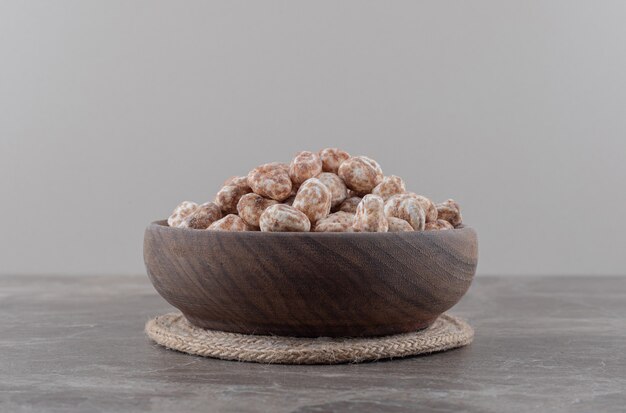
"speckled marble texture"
1,275,625,413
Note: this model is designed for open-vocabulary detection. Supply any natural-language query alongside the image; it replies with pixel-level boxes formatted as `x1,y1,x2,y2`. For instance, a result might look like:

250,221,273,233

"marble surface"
1,275,625,413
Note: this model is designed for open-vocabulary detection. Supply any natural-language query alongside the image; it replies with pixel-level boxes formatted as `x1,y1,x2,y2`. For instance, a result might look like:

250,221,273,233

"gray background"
1,1,625,276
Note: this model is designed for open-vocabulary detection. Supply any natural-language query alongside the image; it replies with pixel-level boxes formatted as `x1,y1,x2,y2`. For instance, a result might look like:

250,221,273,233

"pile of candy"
167,148,462,232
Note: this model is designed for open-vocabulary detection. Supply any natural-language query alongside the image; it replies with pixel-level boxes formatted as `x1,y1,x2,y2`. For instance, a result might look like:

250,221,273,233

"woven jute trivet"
145,313,473,365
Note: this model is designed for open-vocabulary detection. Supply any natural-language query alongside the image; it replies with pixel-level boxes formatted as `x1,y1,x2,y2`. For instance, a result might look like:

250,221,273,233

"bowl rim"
148,220,473,237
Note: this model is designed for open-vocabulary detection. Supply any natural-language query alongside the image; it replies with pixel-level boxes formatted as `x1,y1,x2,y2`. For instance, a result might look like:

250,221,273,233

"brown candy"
215,184,252,214
336,196,362,214
167,201,198,228
180,202,222,229
292,178,332,223
371,175,406,201
259,204,311,232
338,156,383,193
236,193,279,228
387,216,414,232
384,194,426,231
409,194,437,223
207,214,248,231
247,162,293,201
436,199,463,227
353,194,388,232
318,148,350,174
289,151,322,185
317,172,348,208
425,219,454,231
223,175,251,190
314,211,355,232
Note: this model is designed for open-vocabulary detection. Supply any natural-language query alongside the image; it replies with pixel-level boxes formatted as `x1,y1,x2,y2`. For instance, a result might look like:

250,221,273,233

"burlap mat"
145,313,473,364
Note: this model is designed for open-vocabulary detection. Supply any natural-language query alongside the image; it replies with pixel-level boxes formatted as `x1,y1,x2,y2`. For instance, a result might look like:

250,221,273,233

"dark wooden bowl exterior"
144,221,478,338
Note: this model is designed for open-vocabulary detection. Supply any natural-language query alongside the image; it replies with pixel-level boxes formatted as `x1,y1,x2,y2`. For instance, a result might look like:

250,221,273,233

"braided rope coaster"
145,313,473,364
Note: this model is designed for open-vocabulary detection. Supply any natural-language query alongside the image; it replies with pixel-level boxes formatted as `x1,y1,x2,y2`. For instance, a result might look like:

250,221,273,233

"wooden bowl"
144,220,478,338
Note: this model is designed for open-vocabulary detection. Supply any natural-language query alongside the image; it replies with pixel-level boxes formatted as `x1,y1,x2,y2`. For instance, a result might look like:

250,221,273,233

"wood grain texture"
143,221,478,337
